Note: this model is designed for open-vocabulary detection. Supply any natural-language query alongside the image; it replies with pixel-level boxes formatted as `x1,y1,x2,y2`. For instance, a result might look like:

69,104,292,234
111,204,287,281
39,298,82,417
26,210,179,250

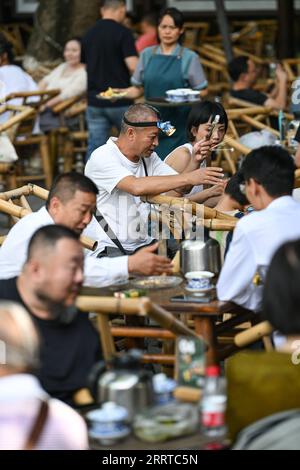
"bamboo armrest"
0,190,97,251
240,114,280,137
5,89,60,100
234,321,273,348
52,94,85,114
0,106,35,132
148,303,200,339
141,194,237,221
76,295,151,315
65,101,87,118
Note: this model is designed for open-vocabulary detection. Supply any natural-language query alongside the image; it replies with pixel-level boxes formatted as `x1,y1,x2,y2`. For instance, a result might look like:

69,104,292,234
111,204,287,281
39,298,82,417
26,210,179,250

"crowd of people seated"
2,0,300,451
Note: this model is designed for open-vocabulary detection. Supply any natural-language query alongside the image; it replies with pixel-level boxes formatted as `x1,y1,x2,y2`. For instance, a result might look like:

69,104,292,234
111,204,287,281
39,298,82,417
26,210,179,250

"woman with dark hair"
165,101,228,204
0,34,37,120
115,7,208,159
38,38,87,132
226,238,300,442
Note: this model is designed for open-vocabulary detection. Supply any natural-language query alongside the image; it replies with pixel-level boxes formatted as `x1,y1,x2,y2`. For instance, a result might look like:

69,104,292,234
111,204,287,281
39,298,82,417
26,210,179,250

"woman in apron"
117,8,208,160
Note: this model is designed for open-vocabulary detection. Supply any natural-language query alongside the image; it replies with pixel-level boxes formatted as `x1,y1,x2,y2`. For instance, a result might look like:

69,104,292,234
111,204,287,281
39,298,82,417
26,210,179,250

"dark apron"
144,47,190,160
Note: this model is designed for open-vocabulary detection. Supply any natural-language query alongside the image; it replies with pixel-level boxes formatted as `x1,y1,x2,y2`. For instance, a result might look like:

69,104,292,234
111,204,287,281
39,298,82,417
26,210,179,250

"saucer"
89,426,130,444
185,286,213,296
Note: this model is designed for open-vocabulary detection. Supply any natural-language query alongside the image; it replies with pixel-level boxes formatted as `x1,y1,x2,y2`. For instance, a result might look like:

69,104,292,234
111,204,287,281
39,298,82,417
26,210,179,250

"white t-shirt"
165,142,206,196
0,65,38,123
0,374,88,450
85,137,177,251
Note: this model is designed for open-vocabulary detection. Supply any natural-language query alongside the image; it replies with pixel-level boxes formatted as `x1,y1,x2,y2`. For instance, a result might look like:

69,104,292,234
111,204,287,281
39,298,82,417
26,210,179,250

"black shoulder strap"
94,211,128,255
95,158,148,254
141,157,148,176
24,399,49,450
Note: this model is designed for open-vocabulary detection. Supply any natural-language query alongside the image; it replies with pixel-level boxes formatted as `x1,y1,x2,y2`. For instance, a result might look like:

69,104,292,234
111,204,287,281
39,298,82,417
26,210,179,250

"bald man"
0,301,88,449
85,103,224,255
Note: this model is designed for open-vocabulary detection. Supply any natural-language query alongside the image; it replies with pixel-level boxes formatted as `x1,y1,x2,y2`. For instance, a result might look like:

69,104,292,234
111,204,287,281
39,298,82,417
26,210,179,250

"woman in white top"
0,34,37,122
165,101,228,205
39,37,87,131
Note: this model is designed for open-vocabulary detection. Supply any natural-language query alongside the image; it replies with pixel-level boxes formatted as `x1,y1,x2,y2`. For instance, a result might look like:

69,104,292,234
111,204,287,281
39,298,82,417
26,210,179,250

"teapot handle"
87,360,107,402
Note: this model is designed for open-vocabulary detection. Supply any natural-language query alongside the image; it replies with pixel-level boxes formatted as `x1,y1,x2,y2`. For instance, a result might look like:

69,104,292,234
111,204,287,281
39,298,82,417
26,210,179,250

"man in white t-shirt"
85,103,224,253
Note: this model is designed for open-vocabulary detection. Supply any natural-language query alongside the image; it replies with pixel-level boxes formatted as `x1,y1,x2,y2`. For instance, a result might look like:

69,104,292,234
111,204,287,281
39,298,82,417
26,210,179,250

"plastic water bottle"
200,365,227,437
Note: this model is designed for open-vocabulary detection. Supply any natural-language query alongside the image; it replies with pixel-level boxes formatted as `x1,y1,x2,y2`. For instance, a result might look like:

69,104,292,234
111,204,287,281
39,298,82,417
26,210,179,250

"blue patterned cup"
185,271,214,291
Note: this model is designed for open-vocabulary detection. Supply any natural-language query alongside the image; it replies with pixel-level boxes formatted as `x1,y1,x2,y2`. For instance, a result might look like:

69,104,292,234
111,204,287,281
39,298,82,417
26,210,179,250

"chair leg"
39,136,52,189
63,137,74,173
97,314,116,361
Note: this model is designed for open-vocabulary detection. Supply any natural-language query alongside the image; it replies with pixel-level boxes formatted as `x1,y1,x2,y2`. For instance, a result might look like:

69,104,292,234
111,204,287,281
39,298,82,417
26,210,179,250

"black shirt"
0,277,102,404
81,19,137,108
230,88,279,129
230,88,268,106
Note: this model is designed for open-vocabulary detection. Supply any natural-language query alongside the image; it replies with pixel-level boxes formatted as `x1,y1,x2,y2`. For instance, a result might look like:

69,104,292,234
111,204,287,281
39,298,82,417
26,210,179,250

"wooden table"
80,282,255,366
89,428,226,450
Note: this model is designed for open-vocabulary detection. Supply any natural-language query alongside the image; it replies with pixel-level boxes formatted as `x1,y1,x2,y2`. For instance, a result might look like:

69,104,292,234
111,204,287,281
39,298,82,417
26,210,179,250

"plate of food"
130,276,183,290
97,87,128,100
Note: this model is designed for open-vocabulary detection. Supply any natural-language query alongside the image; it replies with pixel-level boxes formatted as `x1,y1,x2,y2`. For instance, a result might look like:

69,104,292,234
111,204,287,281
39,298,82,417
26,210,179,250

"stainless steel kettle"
180,237,221,275
88,350,154,421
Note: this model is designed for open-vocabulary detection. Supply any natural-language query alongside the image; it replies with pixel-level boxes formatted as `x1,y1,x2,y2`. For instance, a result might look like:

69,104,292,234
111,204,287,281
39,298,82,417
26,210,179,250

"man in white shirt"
0,173,172,285
85,103,224,254
217,145,300,312
0,301,88,450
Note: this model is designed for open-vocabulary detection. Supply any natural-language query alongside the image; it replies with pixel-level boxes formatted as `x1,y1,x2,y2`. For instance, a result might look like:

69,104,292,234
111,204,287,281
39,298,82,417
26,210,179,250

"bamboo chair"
233,320,273,352
3,90,60,188
142,194,237,247
51,95,87,172
282,59,300,83
0,104,34,191
183,22,210,48
0,183,96,251
76,296,200,365
0,23,33,56
192,52,230,95
73,296,202,405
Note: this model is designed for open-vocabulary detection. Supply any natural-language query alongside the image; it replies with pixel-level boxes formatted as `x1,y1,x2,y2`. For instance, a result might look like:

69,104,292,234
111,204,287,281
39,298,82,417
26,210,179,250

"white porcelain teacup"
185,271,214,291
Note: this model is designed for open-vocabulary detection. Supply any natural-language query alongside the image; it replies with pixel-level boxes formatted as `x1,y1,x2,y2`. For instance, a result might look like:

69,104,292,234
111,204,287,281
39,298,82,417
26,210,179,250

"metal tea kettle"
180,237,221,275
88,349,154,420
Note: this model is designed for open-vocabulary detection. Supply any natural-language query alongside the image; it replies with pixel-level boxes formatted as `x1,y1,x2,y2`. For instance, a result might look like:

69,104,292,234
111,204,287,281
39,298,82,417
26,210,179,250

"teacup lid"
153,373,177,393
86,402,128,423
185,271,214,280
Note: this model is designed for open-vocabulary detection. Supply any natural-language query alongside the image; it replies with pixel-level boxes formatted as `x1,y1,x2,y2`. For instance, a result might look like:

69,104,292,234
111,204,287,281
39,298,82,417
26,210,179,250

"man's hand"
192,138,213,162
128,243,173,276
206,181,226,197
188,167,224,186
276,64,288,83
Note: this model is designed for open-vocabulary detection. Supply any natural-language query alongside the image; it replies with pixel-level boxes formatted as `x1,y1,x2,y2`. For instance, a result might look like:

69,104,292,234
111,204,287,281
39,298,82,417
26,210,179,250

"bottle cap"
205,365,220,377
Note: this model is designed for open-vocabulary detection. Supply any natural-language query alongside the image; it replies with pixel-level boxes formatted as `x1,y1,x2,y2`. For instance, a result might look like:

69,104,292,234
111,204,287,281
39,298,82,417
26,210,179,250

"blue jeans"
86,105,129,160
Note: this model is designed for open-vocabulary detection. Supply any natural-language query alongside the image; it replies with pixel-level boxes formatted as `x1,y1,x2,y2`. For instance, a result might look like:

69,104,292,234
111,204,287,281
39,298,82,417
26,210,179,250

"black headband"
123,116,159,128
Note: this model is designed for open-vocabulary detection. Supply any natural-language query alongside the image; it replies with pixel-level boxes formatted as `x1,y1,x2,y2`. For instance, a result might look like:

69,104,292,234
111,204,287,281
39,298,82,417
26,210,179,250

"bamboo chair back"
0,183,96,251
51,94,88,172
2,91,60,188
76,296,200,366
183,22,210,48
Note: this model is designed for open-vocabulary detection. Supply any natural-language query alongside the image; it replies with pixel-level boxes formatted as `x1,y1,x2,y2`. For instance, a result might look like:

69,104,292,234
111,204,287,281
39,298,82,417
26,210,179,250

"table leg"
194,316,219,366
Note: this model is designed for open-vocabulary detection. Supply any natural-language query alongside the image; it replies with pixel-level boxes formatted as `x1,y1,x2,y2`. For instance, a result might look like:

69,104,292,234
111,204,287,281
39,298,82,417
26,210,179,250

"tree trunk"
27,0,100,61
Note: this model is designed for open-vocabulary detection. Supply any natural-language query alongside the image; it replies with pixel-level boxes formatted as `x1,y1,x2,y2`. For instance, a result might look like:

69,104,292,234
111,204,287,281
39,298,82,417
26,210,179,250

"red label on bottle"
202,411,225,427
